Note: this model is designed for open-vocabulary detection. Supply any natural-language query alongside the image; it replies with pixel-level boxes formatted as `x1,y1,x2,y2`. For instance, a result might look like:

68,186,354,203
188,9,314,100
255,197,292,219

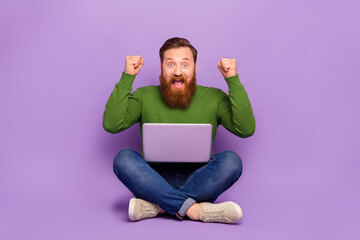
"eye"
168,63,174,67
183,63,188,68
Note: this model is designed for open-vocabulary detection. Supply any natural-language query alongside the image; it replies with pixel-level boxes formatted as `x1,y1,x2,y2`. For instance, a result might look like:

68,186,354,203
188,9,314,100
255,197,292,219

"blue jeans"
113,148,242,219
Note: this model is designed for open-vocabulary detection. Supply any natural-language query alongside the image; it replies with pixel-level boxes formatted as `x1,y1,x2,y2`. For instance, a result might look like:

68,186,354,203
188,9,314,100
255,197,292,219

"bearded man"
103,37,256,224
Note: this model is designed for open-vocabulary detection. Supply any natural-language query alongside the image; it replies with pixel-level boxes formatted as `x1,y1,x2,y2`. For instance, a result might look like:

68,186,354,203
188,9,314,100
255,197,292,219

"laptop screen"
142,123,212,162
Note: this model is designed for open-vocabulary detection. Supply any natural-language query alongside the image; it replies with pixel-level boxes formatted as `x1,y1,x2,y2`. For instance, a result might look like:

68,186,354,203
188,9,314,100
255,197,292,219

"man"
103,37,255,224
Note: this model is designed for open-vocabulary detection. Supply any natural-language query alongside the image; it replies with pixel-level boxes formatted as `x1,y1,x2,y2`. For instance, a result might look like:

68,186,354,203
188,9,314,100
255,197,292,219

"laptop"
142,123,212,163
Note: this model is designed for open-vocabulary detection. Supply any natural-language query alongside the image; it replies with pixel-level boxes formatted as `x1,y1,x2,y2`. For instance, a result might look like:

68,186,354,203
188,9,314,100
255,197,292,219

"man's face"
160,47,197,108
161,47,197,90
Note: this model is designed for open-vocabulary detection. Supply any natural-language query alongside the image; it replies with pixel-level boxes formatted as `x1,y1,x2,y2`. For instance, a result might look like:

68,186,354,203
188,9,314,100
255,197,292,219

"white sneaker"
199,201,243,223
128,198,160,221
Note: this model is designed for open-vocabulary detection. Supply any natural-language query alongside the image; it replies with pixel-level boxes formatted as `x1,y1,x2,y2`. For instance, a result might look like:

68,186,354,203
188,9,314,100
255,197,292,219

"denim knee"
113,148,137,177
221,151,243,181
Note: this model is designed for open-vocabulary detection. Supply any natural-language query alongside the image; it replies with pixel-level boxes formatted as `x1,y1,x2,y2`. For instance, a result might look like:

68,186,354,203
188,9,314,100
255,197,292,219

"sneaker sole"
128,198,136,221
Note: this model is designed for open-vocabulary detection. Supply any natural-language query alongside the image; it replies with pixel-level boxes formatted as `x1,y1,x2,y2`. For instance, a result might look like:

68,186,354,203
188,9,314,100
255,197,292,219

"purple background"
1,0,359,239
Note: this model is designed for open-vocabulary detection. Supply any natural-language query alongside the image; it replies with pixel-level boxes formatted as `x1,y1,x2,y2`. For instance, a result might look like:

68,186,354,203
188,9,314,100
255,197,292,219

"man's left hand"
217,58,237,78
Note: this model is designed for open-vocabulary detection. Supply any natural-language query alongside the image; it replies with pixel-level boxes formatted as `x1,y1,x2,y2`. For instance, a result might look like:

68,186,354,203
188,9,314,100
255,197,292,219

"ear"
195,63,197,72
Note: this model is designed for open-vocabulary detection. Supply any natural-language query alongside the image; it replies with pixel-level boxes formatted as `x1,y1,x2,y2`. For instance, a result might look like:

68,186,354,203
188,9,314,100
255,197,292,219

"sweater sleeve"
217,74,256,138
103,72,142,134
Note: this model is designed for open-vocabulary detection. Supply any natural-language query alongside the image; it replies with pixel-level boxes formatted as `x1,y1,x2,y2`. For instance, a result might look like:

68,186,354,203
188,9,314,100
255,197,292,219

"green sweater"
103,72,256,141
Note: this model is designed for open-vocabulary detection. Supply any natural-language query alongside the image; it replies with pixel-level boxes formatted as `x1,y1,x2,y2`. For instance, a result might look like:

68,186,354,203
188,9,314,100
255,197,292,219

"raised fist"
217,58,237,78
125,55,144,75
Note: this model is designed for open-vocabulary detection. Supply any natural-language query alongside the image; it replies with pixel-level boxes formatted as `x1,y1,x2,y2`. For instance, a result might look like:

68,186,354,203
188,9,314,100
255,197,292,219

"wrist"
226,73,237,78
225,73,238,80
122,71,136,78
124,70,135,76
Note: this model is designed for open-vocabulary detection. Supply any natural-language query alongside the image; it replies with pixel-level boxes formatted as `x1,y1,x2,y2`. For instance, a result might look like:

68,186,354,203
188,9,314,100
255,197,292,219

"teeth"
172,79,184,83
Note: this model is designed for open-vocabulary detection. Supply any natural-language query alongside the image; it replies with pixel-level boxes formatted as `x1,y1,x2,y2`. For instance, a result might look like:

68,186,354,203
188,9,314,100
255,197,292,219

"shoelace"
140,203,158,216
202,206,230,221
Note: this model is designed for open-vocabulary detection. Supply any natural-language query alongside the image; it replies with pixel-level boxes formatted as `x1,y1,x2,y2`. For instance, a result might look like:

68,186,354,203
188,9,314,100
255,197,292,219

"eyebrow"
165,57,190,61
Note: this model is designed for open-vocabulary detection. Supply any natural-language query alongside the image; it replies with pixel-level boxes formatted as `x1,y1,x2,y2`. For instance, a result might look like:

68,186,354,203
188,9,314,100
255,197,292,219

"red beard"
159,72,196,109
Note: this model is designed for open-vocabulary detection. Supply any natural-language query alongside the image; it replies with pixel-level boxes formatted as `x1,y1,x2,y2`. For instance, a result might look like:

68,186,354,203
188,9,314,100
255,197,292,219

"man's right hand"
125,55,144,76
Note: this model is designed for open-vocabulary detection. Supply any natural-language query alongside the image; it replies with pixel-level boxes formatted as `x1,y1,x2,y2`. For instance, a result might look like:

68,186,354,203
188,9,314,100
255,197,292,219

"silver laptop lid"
143,123,212,163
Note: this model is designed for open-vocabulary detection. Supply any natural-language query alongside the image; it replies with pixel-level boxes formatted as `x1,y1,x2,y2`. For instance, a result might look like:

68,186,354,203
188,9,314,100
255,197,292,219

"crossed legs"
113,148,243,220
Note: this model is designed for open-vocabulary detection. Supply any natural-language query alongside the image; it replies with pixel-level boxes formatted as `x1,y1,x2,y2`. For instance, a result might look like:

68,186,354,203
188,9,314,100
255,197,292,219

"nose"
174,64,182,76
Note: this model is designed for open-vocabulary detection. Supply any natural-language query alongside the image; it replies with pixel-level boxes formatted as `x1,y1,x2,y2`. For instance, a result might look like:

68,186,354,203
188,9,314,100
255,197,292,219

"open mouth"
171,79,185,89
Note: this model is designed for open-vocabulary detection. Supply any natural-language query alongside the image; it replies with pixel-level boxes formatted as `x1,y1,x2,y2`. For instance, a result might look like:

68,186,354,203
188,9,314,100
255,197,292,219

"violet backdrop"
1,0,359,239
